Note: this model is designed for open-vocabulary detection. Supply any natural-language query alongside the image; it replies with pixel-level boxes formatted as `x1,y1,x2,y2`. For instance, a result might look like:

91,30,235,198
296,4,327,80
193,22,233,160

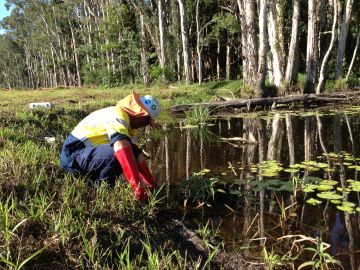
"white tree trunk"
335,0,354,79
305,0,320,93
346,32,360,81
267,0,285,87
284,0,300,86
316,0,337,94
217,38,221,80
237,0,260,96
267,113,282,160
158,0,166,69
304,117,316,161
69,19,82,87
178,0,191,84
196,0,202,85
226,37,231,80
285,114,295,165
140,14,150,85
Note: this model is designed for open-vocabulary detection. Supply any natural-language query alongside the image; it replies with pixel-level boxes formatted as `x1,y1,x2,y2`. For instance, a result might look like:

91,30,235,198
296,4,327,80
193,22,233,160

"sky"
0,0,12,34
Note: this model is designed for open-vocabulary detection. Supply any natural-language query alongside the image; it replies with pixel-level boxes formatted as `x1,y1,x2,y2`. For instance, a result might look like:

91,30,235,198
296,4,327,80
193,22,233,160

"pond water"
146,106,360,269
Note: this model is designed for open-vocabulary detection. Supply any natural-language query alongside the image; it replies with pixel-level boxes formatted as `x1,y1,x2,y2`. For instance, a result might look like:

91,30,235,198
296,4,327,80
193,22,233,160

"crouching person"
60,92,160,202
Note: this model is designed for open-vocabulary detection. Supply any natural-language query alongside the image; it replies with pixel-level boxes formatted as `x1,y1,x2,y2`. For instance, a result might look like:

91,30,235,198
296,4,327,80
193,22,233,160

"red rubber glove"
138,159,158,190
114,146,147,202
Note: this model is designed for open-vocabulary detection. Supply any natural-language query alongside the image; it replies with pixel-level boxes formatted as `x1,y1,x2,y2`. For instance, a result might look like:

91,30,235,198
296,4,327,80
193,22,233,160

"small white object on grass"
29,102,53,110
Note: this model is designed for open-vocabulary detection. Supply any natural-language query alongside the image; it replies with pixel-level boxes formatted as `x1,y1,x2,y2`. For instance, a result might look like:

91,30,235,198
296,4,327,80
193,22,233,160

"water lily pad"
200,168,211,173
307,198,322,206
290,164,306,169
337,205,354,214
317,185,334,191
317,192,343,200
342,201,356,208
284,168,300,173
356,207,360,212
343,162,353,166
260,172,278,177
336,187,351,193
303,184,319,193
330,200,341,205
320,180,338,186
324,168,336,172
348,180,360,192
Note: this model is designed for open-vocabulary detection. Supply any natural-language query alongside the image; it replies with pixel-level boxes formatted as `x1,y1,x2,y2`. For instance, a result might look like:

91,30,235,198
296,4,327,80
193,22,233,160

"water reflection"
146,109,360,268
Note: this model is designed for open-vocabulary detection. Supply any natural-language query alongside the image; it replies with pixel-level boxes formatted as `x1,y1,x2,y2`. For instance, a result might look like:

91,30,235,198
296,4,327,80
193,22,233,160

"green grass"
0,84,232,269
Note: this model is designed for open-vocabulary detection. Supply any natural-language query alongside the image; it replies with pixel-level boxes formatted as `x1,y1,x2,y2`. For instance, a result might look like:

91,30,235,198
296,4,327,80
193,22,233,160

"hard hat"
140,95,160,119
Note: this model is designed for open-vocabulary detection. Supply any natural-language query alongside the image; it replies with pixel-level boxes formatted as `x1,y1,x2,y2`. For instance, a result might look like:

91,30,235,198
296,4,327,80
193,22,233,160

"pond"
146,106,360,269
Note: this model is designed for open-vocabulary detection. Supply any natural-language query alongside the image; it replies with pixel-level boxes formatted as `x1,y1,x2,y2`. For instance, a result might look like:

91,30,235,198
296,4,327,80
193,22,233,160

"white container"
29,102,53,110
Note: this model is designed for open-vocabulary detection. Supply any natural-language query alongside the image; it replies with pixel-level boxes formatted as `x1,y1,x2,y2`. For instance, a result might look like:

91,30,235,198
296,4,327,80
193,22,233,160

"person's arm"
113,139,147,202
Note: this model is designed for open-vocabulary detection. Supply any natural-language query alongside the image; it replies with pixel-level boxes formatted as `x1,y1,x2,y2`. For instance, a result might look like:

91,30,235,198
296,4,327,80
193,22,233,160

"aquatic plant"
298,236,342,270
183,106,212,126
181,169,226,205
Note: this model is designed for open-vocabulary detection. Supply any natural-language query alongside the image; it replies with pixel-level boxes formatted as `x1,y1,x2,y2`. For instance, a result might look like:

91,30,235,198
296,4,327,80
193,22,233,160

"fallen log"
171,91,360,114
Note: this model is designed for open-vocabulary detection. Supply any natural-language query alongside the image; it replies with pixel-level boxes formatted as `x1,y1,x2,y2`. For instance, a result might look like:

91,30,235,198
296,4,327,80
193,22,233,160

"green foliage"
181,170,225,204
149,65,176,83
184,106,211,125
298,237,342,270
262,247,286,270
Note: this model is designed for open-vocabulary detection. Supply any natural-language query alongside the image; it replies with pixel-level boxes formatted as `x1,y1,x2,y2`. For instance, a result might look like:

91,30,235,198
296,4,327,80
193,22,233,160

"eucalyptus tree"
267,0,286,88
236,0,267,97
178,0,192,84
127,0,168,80
0,35,26,89
304,0,320,93
335,0,354,79
284,0,300,92
346,31,360,81
317,0,337,94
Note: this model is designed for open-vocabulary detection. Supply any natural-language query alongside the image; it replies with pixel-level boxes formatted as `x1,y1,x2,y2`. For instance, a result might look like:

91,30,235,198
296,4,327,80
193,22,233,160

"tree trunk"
284,0,300,89
316,0,337,94
333,114,342,154
196,0,202,85
316,114,328,154
226,35,231,80
304,116,316,161
346,31,360,81
237,0,261,97
267,113,282,160
178,0,192,84
305,0,320,93
140,14,150,86
267,0,285,87
158,0,166,70
217,38,221,80
69,19,82,87
285,114,295,165
335,0,354,79
257,0,267,89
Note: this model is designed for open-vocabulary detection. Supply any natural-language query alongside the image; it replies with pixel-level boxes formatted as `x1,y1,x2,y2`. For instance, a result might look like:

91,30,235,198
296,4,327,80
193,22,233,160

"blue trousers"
60,135,142,187
61,144,121,187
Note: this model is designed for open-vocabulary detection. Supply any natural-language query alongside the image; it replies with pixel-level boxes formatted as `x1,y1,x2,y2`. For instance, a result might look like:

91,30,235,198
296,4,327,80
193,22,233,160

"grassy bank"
0,82,265,269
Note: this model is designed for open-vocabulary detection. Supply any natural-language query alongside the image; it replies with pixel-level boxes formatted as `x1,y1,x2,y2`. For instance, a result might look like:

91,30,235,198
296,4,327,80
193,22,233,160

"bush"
150,65,176,83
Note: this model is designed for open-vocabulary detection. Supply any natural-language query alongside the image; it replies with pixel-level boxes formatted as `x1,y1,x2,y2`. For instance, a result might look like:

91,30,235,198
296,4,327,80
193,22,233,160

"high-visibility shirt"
64,106,139,149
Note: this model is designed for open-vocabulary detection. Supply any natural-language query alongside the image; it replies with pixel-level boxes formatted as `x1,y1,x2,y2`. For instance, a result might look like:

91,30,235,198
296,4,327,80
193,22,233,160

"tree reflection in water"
146,109,360,269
